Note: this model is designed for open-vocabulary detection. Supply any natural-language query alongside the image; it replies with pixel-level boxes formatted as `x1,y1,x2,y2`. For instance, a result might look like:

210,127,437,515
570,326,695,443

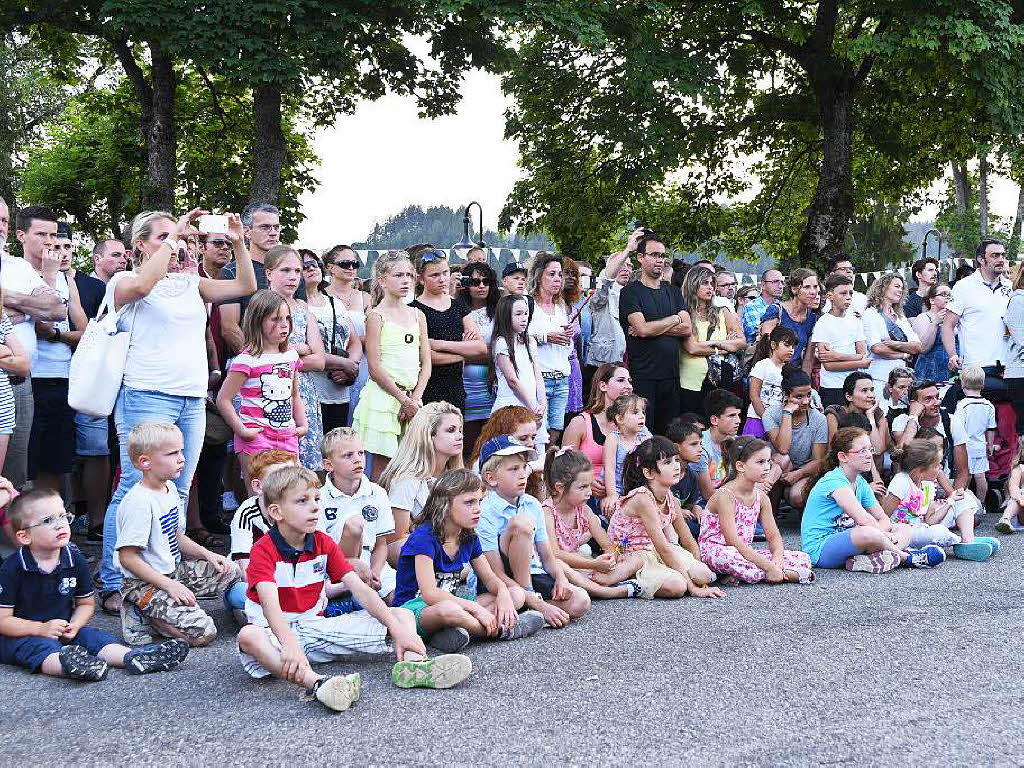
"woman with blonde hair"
862,273,921,402
97,208,256,612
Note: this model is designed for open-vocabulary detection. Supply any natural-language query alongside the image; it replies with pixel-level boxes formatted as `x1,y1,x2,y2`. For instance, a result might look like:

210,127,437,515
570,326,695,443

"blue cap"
479,434,537,467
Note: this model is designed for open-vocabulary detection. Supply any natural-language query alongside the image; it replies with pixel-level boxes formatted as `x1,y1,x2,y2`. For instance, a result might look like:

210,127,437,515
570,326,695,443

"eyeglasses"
419,250,448,263
25,512,73,530
933,291,952,298
206,239,230,249
302,261,320,270
848,447,874,456
334,260,359,270
254,224,281,232
718,282,737,288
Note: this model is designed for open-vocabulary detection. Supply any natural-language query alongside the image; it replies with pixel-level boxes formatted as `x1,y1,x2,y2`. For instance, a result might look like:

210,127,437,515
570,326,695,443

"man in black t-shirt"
618,230,691,435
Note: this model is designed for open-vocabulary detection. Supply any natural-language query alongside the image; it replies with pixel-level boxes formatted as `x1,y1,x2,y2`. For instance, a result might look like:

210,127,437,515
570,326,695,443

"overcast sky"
297,70,1022,250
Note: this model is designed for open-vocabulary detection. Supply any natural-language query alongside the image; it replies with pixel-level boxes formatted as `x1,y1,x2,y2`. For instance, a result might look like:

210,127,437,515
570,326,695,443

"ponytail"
721,435,770,484
621,436,678,495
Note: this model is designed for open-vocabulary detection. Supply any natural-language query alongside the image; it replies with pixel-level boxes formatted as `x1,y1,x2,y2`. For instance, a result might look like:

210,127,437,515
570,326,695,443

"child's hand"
592,553,616,573
206,552,234,575
239,426,263,442
537,601,570,628
296,342,312,356
292,423,308,438
988,443,996,457
279,637,312,683
469,601,498,636
600,493,618,516
40,619,69,639
389,621,427,661
492,593,517,634
951,489,965,501
61,623,80,640
167,582,197,606
680,504,701,521
763,563,785,584
551,577,572,602
688,583,726,599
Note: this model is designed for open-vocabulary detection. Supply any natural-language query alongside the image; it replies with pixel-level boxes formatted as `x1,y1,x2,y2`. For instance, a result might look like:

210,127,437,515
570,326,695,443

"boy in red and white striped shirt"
236,465,472,711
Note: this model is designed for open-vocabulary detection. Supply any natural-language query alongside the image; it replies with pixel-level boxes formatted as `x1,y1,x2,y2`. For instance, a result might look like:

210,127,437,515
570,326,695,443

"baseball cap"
56,221,73,240
479,434,537,467
502,262,527,279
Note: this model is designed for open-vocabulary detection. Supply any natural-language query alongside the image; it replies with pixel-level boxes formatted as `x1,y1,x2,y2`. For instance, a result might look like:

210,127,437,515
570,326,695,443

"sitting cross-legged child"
394,468,545,652
666,417,707,539
115,422,239,646
608,436,725,600
225,448,300,625
237,464,471,712
0,489,188,681
318,428,397,613
700,437,814,585
474,435,592,629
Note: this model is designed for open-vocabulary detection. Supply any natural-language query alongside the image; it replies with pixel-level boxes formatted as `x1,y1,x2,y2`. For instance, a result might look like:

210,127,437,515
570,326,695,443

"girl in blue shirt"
801,427,940,573
394,469,544,652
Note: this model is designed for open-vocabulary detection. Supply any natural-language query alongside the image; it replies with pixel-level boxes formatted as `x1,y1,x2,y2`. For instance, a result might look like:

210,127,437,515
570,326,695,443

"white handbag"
68,292,135,417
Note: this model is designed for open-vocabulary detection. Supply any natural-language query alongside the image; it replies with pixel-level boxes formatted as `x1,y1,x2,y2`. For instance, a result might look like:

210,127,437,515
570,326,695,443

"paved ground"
4,513,1024,766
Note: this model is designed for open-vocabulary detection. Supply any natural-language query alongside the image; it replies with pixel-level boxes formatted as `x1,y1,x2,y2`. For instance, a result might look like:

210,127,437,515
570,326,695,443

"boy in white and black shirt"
811,273,869,408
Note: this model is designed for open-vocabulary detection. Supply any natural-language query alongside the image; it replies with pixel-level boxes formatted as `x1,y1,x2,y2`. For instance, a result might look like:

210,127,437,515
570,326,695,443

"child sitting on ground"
666,417,706,539
952,365,997,505
608,436,725,599
237,464,471,712
318,428,396,612
475,435,592,628
700,437,815,584
883,439,998,560
0,489,188,681
996,439,1024,534
394,469,545,652
541,447,642,599
601,393,653,514
225,448,299,625
115,422,239,646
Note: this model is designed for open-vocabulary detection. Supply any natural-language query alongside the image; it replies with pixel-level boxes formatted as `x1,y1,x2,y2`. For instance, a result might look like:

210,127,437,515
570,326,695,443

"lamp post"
451,201,486,263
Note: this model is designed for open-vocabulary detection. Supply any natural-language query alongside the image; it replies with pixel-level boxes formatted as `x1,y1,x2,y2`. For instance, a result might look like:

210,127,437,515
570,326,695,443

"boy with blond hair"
225,448,299,625
237,464,471,712
115,422,239,646
953,366,997,503
1,489,188,680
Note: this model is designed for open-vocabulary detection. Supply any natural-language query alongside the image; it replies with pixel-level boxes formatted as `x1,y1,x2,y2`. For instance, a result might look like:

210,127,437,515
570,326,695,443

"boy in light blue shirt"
476,435,591,628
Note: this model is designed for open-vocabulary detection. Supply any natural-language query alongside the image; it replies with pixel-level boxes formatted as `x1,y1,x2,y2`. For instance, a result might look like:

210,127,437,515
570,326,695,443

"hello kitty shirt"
229,347,302,454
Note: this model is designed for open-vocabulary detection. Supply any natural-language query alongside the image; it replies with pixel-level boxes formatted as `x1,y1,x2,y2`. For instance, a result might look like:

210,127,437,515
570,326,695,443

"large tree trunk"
952,163,971,214
978,154,990,236
249,83,286,205
1009,183,1024,256
797,81,854,267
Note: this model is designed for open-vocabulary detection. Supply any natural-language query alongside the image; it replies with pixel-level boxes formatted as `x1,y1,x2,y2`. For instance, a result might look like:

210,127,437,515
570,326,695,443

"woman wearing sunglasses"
909,282,955,385
323,245,371,426
458,262,500,459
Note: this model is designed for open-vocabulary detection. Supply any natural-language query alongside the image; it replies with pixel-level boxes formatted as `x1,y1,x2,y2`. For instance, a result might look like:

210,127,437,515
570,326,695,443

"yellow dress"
679,315,727,392
352,311,421,457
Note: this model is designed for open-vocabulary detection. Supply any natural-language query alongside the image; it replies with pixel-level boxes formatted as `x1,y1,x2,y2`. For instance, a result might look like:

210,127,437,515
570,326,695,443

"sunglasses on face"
463,277,489,287
334,260,359,270
303,261,320,270
206,239,231,249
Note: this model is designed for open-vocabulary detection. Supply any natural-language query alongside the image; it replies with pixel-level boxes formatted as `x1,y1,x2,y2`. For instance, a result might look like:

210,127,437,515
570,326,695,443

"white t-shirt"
114,480,183,577
1,254,47,367
823,291,868,315
33,271,72,378
108,271,208,397
527,302,571,376
747,358,784,418
953,396,996,456
389,475,431,521
949,271,1012,367
492,335,539,412
863,307,920,393
317,474,396,558
810,312,866,389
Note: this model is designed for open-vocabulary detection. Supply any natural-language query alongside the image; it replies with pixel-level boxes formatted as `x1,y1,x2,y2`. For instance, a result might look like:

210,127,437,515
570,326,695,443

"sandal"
186,527,226,550
100,590,122,615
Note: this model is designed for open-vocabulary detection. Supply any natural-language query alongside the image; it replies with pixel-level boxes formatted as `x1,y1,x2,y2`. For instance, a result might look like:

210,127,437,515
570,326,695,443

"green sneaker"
974,536,1001,555
391,654,472,689
952,541,993,561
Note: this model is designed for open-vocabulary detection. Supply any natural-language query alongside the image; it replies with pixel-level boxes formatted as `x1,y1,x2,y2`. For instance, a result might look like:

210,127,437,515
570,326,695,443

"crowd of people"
0,200,1020,713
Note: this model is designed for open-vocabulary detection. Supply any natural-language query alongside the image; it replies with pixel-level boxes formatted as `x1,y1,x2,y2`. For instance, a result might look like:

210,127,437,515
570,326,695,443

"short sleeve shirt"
229,495,271,561
114,481,183,576
886,472,925,526
760,304,819,365
393,522,483,605
810,312,866,389
229,349,301,431
317,474,395,564
389,476,431,520
801,467,877,565
1,254,46,365
747,358,785,417
762,405,828,468
0,545,94,622
74,272,106,322
953,396,997,454
948,271,1012,367
618,281,684,381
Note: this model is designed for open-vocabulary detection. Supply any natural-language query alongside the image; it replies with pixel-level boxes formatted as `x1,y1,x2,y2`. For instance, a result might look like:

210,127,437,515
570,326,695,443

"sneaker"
975,536,1001,555
952,541,994,561
120,599,156,646
995,516,1016,535
904,545,946,568
427,627,471,653
309,673,361,712
323,595,362,618
844,551,901,574
391,654,472,689
231,608,249,627
500,610,545,641
615,579,643,598
58,645,108,682
124,639,189,675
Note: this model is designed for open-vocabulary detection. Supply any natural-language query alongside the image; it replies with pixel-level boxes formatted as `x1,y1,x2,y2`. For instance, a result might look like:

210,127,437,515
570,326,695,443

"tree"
354,205,552,251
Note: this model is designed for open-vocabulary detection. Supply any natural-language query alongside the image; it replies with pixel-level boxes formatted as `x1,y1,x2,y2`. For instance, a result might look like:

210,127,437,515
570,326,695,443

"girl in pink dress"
541,448,643,599
700,436,814,584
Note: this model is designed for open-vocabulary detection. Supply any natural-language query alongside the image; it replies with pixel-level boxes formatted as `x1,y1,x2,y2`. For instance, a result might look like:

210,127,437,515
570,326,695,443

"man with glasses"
822,256,867,314
741,269,785,344
618,228,691,435
219,202,304,354
904,256,939,319
714,268,738,311
941,238,1013,407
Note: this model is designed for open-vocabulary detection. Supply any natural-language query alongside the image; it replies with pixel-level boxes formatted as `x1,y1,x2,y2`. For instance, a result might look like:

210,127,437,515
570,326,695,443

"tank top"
373,310,420,390
578,412,607,473
679,314,727,391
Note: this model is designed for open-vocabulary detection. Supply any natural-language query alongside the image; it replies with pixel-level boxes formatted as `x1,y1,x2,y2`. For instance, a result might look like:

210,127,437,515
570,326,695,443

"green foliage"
355,205,552,251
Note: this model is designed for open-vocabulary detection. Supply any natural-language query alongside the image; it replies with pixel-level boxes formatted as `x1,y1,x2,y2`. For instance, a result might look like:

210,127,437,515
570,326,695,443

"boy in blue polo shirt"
0,489,188,681
476,435,591,629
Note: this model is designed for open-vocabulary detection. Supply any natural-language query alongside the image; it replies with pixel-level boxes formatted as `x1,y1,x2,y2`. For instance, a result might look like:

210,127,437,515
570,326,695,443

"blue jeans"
99,386,206,592
544,375,570,431
224,581,247,610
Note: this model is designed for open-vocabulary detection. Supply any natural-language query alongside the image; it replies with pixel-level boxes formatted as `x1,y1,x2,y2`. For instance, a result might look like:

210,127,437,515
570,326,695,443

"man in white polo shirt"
940,237,1012,407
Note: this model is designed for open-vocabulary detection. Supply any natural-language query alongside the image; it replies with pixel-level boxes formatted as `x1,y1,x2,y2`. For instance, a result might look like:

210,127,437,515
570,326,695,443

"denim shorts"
543,375,570,431
74,412,110,457
0,626,118,672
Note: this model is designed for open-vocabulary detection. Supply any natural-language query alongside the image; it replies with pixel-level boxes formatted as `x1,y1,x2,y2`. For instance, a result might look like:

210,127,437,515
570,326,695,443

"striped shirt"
229,495,271,561
229,348,301,432
244,528,353,626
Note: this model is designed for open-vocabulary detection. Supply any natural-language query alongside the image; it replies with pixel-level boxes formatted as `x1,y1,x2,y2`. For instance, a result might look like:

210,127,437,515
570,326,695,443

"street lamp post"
451,201,486,263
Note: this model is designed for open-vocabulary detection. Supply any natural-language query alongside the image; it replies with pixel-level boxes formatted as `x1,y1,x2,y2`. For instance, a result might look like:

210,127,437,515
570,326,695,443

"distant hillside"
352,205,553,251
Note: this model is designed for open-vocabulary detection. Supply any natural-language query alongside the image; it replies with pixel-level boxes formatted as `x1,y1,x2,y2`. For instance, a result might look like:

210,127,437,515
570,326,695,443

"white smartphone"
198,214,229,234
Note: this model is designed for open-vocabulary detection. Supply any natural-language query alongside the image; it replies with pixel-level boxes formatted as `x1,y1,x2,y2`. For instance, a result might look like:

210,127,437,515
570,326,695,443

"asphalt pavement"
4,514,1024,766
